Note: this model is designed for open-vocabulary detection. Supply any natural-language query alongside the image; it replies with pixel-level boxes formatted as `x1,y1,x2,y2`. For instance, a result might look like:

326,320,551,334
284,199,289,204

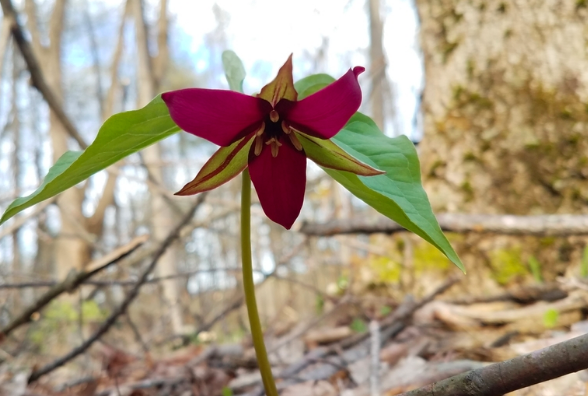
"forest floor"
3,274,588,396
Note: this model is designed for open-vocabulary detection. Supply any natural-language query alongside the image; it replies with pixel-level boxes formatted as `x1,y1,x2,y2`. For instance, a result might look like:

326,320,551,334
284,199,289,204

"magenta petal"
162,89,269,146
283,67,365,139
248,140,307,229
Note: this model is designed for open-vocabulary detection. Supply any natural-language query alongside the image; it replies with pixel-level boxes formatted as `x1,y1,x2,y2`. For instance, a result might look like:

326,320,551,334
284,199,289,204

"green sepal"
222,50,246,93
175,135,255,195
298,133,383,176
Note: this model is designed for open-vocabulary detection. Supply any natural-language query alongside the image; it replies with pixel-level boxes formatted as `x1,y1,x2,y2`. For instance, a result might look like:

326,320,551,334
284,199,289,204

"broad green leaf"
1,96,179,224
298,133,383,176
294,73,334,98
222,50,246,93
176,135,254,195
296,75,464,271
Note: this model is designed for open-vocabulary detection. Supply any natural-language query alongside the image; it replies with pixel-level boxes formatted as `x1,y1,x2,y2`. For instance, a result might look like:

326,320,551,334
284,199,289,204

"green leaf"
295,74,464,272
294,73,334,98
176,135,254,195
222,50,246,93
1,96,179,225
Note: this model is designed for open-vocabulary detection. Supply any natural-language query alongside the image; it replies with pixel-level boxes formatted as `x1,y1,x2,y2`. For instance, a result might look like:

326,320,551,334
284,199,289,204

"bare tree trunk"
24,0,91,279
368,0,394,134
416,0,588,284
21,0,124,281
132,0,184,334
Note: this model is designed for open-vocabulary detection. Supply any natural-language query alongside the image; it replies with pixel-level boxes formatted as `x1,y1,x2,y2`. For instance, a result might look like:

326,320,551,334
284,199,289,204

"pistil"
265,138,282,158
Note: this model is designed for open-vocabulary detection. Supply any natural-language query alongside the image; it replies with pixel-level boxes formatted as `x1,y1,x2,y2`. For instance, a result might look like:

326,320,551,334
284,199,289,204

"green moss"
576,0,587,10
414,242,451,273
466,60,476,79
452,87,493,110
460,180,475,201
559,108,574,120
497,2,507,13
443,41,460,63
489,247,528,285
371,256,402,283
29,300,107,351
539,237,557,247
463,152,478,162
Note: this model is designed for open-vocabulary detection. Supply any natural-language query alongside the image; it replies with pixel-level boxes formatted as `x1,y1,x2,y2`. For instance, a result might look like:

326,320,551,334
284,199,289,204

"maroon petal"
162,89,269,146
283,67,365,139
248,139,307,229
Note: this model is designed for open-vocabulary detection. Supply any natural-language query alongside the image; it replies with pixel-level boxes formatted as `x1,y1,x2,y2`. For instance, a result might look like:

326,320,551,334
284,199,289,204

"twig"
27,194,206,383
0,198,55,241
398,332,588,396
0,267,258,289
245,277,461,396
0,235,149,340
0,0,87,149
370,320,380,396
125,313,150,355
301,214,588,237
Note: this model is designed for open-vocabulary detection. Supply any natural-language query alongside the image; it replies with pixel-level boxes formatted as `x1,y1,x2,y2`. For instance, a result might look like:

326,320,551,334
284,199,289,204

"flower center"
253,110,303,158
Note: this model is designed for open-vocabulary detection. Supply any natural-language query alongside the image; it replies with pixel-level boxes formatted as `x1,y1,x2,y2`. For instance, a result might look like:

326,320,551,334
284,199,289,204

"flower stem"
241,169,278,396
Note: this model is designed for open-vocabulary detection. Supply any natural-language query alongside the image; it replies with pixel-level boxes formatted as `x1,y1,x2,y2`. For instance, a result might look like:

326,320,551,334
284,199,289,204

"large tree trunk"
132,0,184,334
24,0,91,279
416,1,588,285
23,0,121,281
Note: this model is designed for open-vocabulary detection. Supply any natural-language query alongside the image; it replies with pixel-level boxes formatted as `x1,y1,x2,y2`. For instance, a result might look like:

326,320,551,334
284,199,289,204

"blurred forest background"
1,0,588,395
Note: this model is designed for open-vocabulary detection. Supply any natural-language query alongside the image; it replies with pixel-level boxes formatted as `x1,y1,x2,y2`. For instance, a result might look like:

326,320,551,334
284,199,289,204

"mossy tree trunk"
415,0,588,286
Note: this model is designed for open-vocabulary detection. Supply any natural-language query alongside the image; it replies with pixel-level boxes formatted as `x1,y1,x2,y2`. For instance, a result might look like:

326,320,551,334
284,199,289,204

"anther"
281,121,291,134
254,136,264,156
256,122,266,136
289,133,303,151
269,110,279,123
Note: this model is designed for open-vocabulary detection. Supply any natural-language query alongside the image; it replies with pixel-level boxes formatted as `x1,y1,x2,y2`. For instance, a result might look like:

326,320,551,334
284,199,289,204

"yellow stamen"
281,121,291,134
289,132,303,151
269,110,279,123
256,121,266,136
254,136,264,156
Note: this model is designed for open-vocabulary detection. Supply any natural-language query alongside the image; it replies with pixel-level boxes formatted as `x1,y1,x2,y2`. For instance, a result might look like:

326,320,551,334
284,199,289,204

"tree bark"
132,0,184,334
415,0,588,284
24,0,92,279
368,0,392,133
416,0,588,215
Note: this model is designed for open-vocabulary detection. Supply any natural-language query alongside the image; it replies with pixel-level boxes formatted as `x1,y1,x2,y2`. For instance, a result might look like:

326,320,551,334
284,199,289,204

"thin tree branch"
27,194,207,383
47,0,66,54
398,332,588,396
0,235,149,340
300,214,588,237
102,0,130,119
0,0,87,148
0,198,55,241
0,267,259,289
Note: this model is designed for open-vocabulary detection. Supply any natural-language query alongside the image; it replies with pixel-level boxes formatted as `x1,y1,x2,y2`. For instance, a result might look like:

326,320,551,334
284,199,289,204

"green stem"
241,169,278,396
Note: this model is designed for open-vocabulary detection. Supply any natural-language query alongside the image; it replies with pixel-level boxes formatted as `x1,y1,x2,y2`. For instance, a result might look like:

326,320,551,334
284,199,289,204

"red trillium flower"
162,55,383,229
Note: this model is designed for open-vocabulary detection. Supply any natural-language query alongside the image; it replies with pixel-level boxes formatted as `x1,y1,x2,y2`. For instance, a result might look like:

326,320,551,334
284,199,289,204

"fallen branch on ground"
0,235,149,340
300,214,588,236
398,331,588,396
26,194,206,383
240,277,460,395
